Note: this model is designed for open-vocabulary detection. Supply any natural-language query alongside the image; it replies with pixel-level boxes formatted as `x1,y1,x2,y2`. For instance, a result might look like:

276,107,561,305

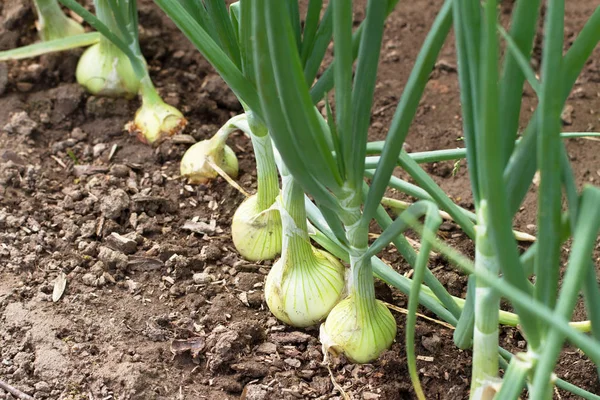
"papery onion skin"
127,101,187,145
265,247,345,328
231,194,282,261
320,295,397,363
76,42,140,99
180,140,239,184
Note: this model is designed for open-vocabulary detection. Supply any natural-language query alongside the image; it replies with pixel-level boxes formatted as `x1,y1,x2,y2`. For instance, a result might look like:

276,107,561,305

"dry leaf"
52,272,67,302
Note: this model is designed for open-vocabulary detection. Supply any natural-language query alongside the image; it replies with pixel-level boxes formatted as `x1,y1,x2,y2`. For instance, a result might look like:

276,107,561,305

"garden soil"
1,0,600,398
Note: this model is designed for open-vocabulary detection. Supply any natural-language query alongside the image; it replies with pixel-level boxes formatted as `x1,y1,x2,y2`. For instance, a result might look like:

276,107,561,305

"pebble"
242,385,268,400
109,164,131,178
98,246,128,270
100,188,130,219
93,143,108,158
193,272,213,284
283,358,301,368
34,381,51,393
3,111,38,136
106,232,137,254
0,63,7,95
255,342,277,355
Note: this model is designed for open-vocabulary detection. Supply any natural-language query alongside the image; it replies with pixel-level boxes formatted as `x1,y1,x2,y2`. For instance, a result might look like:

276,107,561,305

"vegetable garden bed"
1,0,599,399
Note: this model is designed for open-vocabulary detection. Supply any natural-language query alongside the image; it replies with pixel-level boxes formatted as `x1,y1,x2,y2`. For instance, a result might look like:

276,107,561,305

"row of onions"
2,0,600,399
1,0,186,145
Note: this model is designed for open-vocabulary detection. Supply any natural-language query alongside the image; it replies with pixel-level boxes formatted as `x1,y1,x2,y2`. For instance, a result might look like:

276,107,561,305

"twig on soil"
205,157,251,197
0,379,34,400
383,301,455,330
108,144,118,161
325,364,350,400
50,155,67,169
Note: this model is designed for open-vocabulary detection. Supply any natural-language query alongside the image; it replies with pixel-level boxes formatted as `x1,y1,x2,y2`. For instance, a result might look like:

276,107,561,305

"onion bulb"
76,41,140,99
126,78,187,145
320,295,396,363
265,242,345,327
180,114,250,184
181,140,238,184
231,194,282,261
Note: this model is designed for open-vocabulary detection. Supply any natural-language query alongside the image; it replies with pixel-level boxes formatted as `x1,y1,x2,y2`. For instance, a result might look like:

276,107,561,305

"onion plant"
57,0,187,144
0,0,186,145
59,0,600,398
180,113,245,184
265,150,346,328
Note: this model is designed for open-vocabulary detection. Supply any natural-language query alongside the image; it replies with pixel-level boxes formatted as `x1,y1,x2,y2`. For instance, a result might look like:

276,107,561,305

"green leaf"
498,0,542,164
347,0,387,191
302,3,333,85
534,0,565,313
0,32,101,61
154,0,262,115
301,0,324,60
530,186,600,397
258,0,342,191
204,0,241,67
250,0,341,211
498,25,541,96
362,0,452,226
331,0,352,181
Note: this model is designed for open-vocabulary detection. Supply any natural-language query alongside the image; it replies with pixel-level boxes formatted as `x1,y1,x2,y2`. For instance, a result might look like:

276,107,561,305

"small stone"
34,381,51,393
283,358,301,368
82,273,97,287
98,246,128,270
3,111,38,136
93,143,108,158
106,232,137,254
421,334,442,354
100,188,130,219
71,127,87,142
193,272,213,284
561,104,574,125
255,342,277,355
109,164,131,178
0,63,7,96
243,385,268,400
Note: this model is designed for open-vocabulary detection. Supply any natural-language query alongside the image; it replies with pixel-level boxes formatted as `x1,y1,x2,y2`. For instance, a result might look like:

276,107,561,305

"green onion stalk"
180,114,245,184
32,0,84,41
265,157,346,327
320,188,397,363
470,202,502,397
230,112,282,261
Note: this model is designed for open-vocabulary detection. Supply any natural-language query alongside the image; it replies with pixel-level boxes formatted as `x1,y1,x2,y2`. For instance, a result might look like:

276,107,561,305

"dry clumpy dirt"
1,0,600,399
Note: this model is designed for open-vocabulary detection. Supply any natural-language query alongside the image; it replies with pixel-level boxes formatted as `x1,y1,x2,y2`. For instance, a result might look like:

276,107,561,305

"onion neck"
247,114,279,211
279,167,314,268
339,185,377,318
471,200,501,397
139,77,163,107
33,0,83,40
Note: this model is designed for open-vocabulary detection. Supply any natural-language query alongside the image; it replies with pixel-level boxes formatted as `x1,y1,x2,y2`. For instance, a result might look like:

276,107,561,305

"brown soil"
1,0,600,399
